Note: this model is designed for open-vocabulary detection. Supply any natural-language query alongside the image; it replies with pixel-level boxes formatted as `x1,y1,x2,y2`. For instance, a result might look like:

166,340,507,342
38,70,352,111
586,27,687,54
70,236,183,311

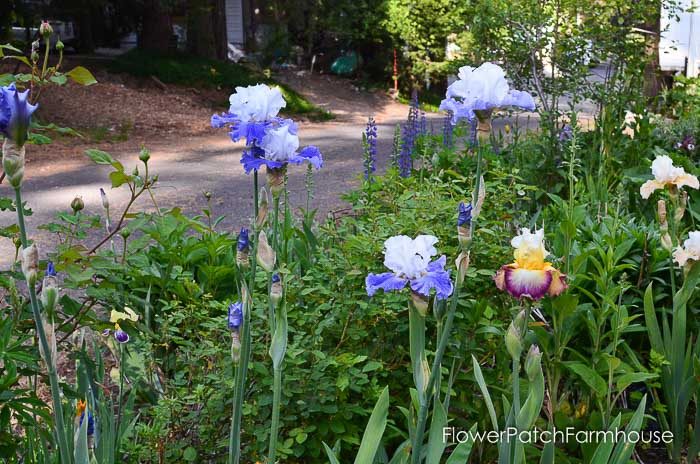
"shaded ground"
0,66,540,266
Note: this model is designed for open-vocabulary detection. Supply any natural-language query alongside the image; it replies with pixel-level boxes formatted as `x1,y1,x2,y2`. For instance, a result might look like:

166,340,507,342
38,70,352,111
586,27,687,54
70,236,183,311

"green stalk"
268,367,282,463
14,187,71,464
411,284,462,464
228,171,260,464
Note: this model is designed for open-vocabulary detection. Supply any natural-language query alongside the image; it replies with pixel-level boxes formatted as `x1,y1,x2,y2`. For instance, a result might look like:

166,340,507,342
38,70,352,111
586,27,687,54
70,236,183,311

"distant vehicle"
660,0,699,77
11,21,76,47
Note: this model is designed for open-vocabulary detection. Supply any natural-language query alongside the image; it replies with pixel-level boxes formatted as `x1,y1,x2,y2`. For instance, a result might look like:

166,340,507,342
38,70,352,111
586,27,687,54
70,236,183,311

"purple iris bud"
237,228,249,252
0,84,38,147
228,301,243,330
80,411,95,436
458,202,473,227
45,261,57,277
114,329,129,344
271,273,281,283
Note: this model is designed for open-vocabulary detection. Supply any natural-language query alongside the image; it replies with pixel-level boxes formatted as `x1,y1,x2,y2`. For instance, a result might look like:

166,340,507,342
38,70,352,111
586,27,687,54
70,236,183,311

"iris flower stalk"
228,171,260,464
3,87,71,463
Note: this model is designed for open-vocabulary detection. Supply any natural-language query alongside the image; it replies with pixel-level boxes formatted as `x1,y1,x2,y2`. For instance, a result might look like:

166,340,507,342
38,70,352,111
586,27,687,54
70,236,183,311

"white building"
660,0,700,77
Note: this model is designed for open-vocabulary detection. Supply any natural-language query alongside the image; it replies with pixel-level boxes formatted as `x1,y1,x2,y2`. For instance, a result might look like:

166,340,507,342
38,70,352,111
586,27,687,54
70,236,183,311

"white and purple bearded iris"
439,62,535,124
494,228,567,300
211,84,322,174
0,83,38,147
366,235,453,300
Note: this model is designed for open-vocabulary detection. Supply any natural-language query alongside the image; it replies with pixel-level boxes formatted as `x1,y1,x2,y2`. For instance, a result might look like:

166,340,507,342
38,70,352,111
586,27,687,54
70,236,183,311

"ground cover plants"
1,14,700,464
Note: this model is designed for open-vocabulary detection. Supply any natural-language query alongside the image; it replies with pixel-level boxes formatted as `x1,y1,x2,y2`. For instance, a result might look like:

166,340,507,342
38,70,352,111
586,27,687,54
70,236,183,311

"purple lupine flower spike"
442,112,453,147
364,116,378,180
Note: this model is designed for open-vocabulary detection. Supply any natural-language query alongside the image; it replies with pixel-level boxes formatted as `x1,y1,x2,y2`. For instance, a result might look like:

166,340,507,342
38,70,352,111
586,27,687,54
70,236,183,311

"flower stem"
268,367,282,463
14,187,71,464
411,285,462,464
228,170,260,464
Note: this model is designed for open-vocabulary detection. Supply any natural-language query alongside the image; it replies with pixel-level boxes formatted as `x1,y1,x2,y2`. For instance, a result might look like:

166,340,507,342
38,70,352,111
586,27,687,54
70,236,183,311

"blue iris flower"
366,235,453,300
0,84,38,147
228,302,243,330
458,202,472,227
237,228,249,252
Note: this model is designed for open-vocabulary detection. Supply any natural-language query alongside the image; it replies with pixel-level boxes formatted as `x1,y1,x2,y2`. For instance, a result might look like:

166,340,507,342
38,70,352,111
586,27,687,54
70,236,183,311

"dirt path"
0,70,459,266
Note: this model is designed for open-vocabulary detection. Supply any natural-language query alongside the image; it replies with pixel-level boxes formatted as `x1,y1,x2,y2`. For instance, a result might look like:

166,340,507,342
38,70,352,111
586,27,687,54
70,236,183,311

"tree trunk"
643,4,663,98
187,0,227,60
140,0,172,54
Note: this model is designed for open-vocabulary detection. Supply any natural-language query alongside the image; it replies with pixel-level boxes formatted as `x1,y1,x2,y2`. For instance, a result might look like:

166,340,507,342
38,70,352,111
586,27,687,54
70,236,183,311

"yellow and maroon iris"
494,228,567,300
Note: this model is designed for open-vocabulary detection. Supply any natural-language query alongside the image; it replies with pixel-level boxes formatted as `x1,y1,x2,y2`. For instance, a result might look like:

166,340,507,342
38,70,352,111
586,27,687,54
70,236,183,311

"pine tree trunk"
140,0,173,54
187,0,227,60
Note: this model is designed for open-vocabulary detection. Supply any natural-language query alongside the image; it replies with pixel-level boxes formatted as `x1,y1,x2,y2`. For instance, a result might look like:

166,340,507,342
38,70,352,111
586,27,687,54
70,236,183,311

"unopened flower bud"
119,228,131,239
674,190,687,222
203,191,212,201
21,244,39,285
256,230,276,272
139,147,150,164
231,331,241,363
267,166,286,197
236,227,250,268
132,166,139,177
2,140,26,188
410,290,429,316
256,187,269,228
39,21,53,38
661,233,673,252
504,123,511,134
71,196,84,213
31,40,40,53
100,188,109,210
40,261,59,312
31,50,39,63
657,200,667,225
270,273,283,306
55,39,64,52
472,176,486,219
455,251,470,286
524,345,542,381
39,313,57,369
505,322,523,360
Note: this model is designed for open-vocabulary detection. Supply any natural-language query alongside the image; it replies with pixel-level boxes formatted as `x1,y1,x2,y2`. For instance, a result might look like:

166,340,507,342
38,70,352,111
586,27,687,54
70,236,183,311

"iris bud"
524,345,542,381
267,166,286,197
256,230,276,272
410,290,429,316
2,140,25,188
236,228,250,268
114,326,129,343
270,273,283,306
71,196,85,213
21,244,39,286
41,262,59,312
231,331,241,363
39,313,57,369
674,190,687,222
455,251,470,286
505,323,522,360
256,187,269,228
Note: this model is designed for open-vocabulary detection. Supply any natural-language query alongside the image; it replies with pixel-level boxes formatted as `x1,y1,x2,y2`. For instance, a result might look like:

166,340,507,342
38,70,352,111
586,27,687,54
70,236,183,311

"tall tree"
187,0,227,59
140,0,172,53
